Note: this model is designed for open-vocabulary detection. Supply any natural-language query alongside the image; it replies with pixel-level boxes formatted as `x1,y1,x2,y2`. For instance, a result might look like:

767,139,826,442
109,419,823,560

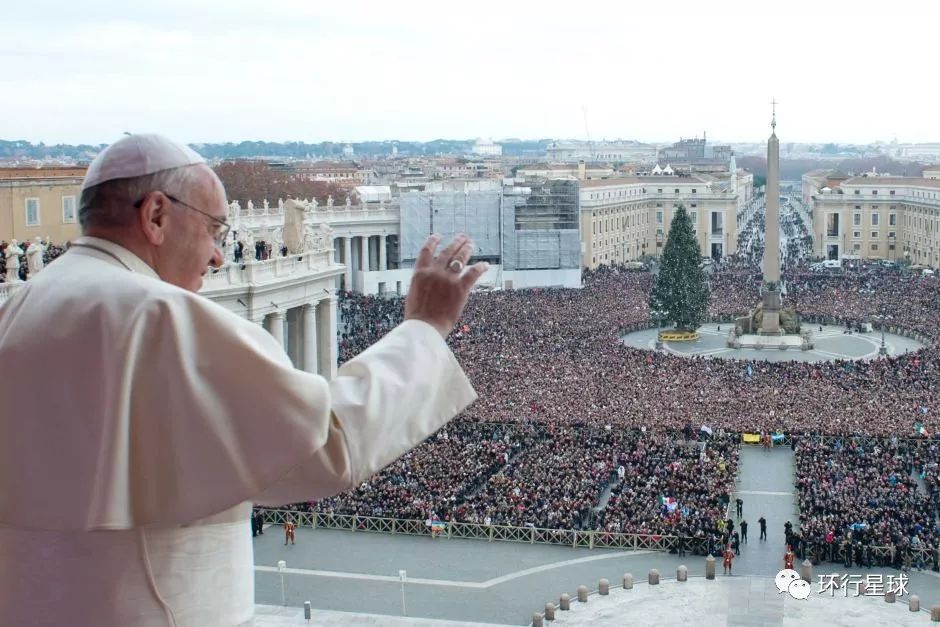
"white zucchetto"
81,134,206,191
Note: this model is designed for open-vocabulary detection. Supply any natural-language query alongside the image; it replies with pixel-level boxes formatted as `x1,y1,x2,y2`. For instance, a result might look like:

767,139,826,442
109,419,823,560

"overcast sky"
2,0,938,146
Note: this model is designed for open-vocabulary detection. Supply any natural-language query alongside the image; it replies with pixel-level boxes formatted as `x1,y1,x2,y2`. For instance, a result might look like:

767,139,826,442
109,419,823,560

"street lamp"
277,560,287,606
875,309,887,356
399,569,408,616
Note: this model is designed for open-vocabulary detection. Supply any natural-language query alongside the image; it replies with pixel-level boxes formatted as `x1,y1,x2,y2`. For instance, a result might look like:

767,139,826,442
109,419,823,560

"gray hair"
78,165,207,231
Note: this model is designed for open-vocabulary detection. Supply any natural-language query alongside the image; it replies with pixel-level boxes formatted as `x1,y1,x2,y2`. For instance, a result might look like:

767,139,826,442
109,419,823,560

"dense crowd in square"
280,256,940,570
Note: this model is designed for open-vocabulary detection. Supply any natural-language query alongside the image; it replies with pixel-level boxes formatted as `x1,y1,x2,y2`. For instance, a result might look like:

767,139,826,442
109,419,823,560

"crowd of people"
0,239,66,282
796,438,940,570
303,257,939,565
315,421,537,521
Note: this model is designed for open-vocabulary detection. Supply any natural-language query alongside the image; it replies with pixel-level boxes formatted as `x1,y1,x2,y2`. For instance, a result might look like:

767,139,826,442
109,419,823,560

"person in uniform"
0,134,489,627
784,544,796,570
283,518,296,546
723,543,734,575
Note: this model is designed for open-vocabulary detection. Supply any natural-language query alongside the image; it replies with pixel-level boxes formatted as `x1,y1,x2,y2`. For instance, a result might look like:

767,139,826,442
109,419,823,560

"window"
656,211,663,225
872,213,880,226
62,196,76,223
854,189,860,195
888,231,896,239
871,243,879,251
889,214,896,226
691,189,697,194
853,231,861,239
853,213,861,226
872,190,878,195
674,189,680,194
826,213,840,237
711,211,724,235
25,198,40,226
890,190,896,195
657,188,663,194
853,243,861,250
871,231,878,239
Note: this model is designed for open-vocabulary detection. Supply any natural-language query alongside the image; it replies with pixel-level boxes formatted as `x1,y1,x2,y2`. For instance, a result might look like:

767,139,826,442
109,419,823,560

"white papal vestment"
0,237,477,626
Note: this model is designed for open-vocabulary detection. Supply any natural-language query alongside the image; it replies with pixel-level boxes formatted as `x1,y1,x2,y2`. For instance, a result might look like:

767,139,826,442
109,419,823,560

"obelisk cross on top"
770,98,778,130
763,98,781,286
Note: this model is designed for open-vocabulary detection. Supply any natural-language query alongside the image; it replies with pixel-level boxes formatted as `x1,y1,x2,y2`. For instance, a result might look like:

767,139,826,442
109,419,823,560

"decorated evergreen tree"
649,204,710,331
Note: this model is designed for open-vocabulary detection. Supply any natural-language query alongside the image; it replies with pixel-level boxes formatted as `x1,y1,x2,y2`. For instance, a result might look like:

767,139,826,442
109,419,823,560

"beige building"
811,175,940,266
923,165,940,180
292,162,374,185
517,163,614,179
0,168,85,244
579,173,751,269
801,169,850,205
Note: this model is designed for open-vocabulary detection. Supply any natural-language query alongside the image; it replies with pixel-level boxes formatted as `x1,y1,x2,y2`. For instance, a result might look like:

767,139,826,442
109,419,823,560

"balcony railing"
232,204,399,232
200,247,336,291
0,281,23,307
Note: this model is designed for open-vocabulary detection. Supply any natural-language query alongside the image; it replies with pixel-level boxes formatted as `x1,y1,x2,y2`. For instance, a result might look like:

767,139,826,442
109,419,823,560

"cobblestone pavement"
621,323,925,363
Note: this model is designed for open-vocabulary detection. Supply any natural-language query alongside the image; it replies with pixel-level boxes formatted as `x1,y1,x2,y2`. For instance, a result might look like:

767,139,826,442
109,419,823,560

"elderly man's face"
158,168,227,292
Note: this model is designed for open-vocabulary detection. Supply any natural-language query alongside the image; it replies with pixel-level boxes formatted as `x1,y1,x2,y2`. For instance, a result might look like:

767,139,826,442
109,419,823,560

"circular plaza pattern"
622,323,927,363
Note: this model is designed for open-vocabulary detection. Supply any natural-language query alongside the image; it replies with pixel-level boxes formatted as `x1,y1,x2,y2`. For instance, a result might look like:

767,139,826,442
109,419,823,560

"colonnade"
336,234,392,291
261,296,338,379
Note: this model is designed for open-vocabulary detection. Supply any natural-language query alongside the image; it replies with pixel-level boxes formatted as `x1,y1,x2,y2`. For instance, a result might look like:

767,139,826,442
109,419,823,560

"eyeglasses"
135,192,231,247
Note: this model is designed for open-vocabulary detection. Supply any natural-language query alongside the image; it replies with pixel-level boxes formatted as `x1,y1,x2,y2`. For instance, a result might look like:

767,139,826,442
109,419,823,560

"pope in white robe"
0,135,485,626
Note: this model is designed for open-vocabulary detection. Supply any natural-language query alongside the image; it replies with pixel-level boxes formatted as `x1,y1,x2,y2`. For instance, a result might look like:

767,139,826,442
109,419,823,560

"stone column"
317,297,338,379
359,235,369,272
342,237,352,292
302,303,318,374
379,235,388,271
286,307,303,368
264,311,285,347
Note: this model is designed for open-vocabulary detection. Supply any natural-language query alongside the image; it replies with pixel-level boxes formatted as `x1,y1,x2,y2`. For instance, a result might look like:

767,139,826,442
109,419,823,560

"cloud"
2,0,939,143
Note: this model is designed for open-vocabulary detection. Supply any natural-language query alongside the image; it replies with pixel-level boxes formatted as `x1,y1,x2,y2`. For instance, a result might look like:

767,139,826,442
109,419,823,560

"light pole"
399,569,408,616
277,560,287,606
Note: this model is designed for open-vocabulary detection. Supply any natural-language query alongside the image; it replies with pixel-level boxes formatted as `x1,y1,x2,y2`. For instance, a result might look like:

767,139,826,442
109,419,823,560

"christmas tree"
649,204,710,332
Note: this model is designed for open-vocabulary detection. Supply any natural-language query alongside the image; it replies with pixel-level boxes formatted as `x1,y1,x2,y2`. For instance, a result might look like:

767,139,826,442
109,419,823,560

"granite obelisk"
760,101,782,334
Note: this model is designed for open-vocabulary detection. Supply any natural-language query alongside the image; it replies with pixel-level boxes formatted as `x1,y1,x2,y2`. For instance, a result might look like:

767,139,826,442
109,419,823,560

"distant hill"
0,139,105,161
0,138,553,161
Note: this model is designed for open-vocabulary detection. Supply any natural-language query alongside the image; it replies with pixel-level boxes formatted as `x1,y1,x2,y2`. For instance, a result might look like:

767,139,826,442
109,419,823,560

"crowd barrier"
257,508,939,571
259,508,716,553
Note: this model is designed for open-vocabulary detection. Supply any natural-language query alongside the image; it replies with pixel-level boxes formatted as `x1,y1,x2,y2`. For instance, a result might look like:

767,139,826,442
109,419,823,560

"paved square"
622,324,925,363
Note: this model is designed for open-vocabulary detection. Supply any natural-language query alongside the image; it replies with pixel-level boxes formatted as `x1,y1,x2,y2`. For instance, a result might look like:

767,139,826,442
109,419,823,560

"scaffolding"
397,178,580,275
